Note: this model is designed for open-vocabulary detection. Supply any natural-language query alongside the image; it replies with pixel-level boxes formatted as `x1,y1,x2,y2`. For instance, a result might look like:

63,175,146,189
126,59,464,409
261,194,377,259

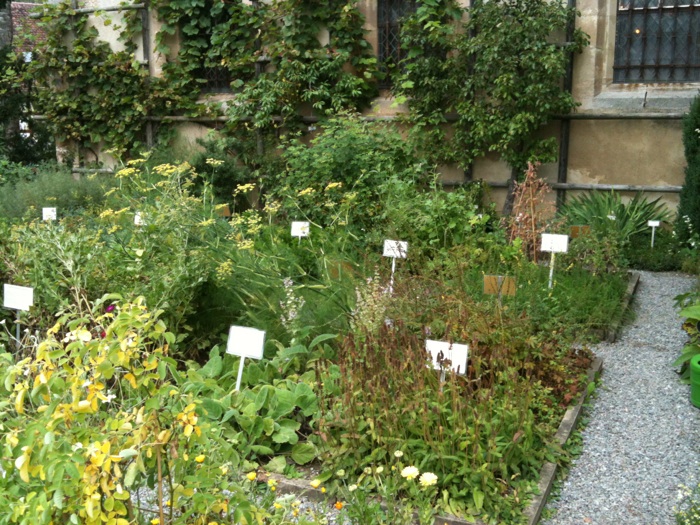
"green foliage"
271,115,430,234
0,298,261,525
673,302,700,381
623,229,682,272
677,95,700,244
397,0,588,172
0,47,54,164
0,165,113,218
676,482,700,525
559,191,670,246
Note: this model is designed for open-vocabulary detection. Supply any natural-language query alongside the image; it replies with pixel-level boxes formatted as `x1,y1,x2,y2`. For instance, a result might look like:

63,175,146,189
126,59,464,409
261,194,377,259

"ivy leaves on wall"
398,0,588,174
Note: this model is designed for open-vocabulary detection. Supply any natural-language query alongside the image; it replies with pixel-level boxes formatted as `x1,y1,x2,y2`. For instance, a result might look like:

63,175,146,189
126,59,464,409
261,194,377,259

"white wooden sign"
42,207,57,221
226,325,266,392
291,221,310,238
648,220,661,247
3,284,34,311
383,240,408,259
226,325,265,359
607,214,617,221
134,212,144,226
426,340,469,375
540,234,569,253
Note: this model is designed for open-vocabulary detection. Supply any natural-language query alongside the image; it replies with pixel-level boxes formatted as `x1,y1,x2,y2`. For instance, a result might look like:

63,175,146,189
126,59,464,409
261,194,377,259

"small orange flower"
335,501,344,510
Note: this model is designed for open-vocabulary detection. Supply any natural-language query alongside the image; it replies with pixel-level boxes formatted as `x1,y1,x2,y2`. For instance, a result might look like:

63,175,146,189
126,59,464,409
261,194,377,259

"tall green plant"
559,191,670,245
397,0,589,213
677,95,700,244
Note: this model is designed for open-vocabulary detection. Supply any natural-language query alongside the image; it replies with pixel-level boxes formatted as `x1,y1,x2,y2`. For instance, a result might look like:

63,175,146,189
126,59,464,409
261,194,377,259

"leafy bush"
0,165,114,218
559,191,670,247
677,95,700,244
270,115,431,234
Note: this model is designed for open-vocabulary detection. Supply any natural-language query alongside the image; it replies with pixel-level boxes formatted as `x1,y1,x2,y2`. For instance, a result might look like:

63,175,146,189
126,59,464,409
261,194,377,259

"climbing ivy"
397,0,588,179
153,0,379,130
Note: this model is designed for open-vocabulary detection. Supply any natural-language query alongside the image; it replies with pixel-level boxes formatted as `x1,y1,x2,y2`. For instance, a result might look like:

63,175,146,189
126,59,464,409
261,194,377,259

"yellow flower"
321,487,326,493
310,479,321,489
297,187,316,197
400,466,419,480
194,454,205,463
246,471,257,481
150,520,160,525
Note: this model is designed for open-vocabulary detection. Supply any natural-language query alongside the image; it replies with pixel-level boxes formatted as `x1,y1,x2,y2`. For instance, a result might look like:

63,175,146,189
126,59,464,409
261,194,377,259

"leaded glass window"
378,0,416,68
614,0,700,82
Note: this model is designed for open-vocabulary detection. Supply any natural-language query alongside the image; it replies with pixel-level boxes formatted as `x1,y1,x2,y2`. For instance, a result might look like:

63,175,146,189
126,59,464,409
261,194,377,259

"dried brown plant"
507,162,557,261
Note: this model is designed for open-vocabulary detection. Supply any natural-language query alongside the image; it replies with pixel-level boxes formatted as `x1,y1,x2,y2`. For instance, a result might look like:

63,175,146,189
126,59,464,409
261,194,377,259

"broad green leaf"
291,442,316,465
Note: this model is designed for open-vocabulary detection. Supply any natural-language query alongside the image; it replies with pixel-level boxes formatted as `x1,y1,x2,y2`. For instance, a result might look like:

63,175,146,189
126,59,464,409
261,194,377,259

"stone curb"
604,271,641,343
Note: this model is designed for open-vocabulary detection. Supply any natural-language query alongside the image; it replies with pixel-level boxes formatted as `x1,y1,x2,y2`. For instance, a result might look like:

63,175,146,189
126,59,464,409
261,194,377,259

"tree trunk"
501,166,520,216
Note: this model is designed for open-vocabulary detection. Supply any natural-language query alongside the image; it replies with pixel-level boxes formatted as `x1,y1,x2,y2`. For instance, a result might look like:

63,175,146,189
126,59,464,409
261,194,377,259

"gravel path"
542,271,700,525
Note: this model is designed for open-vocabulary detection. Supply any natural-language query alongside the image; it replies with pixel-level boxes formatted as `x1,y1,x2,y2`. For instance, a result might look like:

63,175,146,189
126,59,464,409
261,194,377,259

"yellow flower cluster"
216,261,234,281
153,164,179,177
325,182,343,191
116,167,138,179
233,183,256,196
297,187,316,197
205,158,225,168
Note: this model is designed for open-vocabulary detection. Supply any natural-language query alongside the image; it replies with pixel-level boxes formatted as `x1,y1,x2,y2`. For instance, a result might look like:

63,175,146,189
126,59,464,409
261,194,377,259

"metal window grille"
378,0,416,68
614,0,700,82
197,66,233,93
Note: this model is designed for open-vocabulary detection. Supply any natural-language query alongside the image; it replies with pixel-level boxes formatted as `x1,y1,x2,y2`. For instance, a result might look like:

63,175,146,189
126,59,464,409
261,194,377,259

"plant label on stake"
648,220,661,248
226,325,265,392
3,284,34,345
426,339,469,389
42,207,57,221
291,221,310,244
483,275,516,303
541,234,569,289
134,212,144,226
383,240,408,294
570,225,590,238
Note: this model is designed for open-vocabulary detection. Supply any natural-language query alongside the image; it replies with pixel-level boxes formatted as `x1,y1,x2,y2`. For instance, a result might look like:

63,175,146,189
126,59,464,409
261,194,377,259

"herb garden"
0,112,678,524
0,0,698,522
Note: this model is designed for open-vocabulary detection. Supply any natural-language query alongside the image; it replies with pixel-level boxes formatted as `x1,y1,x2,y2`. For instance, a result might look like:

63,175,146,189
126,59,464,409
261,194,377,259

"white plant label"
648,220,661,227
607,214,617,221
540,233,569,253
226,325,266,359
426,340,469,375
227,325,266,392
383,240,408,259
291,221,310,238
3,284,34,311
134,212,144,226
42,207,57,221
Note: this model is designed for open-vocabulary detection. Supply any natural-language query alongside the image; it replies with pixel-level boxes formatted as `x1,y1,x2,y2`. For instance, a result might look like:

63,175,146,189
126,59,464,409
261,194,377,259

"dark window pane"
614,0,700,82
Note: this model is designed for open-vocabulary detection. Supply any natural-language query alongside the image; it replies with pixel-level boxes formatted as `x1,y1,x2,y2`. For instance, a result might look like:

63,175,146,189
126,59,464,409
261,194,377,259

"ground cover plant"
0,123,632,524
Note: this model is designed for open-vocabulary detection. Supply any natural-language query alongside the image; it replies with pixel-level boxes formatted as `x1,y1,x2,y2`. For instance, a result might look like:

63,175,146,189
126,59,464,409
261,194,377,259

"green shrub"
271,114,431,234
0,165,114,218
559,191,670,247
623,228,682,272
677,95,700,244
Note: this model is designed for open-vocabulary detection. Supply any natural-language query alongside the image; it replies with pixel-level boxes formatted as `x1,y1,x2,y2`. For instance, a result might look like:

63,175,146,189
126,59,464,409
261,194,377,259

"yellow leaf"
123,374,137,389
15,388,26,414
183,425,193,438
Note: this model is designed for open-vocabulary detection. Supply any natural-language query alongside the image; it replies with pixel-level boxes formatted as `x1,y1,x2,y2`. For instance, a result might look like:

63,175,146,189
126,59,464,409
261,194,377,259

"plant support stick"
548,252,556,289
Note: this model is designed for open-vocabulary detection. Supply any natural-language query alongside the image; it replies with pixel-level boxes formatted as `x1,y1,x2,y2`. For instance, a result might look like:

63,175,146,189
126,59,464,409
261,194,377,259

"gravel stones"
542,271,700,525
